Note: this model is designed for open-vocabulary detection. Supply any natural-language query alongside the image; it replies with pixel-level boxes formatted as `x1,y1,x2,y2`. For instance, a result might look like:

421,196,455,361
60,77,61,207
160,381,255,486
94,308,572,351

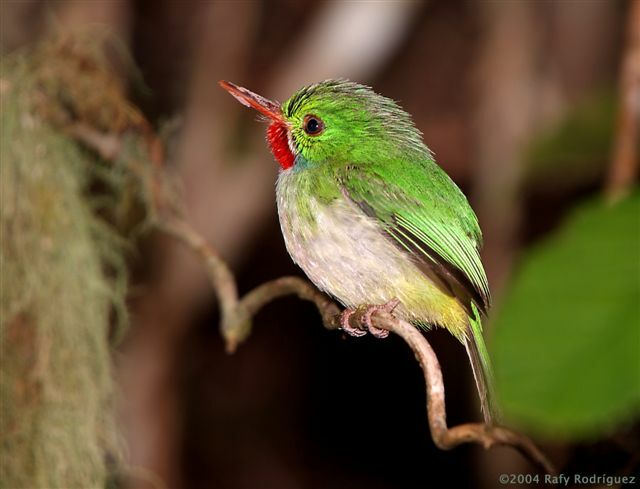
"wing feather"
337,159,490,315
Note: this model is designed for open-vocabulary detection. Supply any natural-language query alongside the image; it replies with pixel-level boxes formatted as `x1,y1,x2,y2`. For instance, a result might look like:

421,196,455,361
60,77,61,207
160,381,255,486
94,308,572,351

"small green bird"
220,79,497,423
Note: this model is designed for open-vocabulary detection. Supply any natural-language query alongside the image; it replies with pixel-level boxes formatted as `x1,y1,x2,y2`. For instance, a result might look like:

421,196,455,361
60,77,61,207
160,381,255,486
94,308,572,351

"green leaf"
492,192,640,440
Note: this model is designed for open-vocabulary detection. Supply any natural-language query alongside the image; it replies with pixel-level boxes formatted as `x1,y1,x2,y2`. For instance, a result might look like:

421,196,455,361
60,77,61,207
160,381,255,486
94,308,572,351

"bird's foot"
360,298,400,338
339,308,367,337
339,298,400,339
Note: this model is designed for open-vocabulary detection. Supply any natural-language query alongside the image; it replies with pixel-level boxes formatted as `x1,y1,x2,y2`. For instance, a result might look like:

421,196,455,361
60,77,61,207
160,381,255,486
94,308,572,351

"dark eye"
303,114,324,136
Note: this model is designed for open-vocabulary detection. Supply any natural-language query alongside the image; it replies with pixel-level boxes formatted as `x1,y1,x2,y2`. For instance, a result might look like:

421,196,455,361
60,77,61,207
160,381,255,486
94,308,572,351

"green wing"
337,157,497,422
337,157,491,314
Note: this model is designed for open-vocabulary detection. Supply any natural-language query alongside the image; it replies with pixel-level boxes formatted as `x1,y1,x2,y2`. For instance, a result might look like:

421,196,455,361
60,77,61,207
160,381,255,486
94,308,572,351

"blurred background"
1,1,638,488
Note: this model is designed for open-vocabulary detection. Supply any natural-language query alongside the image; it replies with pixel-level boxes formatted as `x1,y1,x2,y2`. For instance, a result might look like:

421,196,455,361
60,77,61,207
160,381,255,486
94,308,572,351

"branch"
192,251,556,472
157,222,341,350
238,276,341,337
606,0,640,201
62,114,556,477
157,218,241,335
154,219,557,473
157,220,341,352
368,311,556,475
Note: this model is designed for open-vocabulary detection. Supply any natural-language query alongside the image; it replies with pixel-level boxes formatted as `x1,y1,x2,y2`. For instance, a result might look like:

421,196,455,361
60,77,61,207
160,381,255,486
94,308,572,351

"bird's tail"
464,303,500,425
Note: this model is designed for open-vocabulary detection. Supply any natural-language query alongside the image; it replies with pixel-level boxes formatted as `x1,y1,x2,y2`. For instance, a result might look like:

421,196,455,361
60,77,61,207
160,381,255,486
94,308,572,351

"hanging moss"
0,39,134,488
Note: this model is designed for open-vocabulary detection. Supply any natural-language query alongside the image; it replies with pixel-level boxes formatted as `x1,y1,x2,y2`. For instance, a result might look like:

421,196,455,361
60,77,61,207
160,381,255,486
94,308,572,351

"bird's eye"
303,115,324,136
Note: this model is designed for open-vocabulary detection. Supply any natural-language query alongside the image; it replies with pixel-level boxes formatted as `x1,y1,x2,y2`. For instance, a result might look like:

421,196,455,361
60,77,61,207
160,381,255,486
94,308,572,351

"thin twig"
237,276,341,348
607,0,640,201
147,204,555,472
368,311,556,475
157,218,240,332
159,236,556,473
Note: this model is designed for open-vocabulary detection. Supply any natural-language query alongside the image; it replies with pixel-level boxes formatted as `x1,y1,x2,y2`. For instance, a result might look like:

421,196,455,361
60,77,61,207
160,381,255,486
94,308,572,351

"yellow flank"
397,273,469,340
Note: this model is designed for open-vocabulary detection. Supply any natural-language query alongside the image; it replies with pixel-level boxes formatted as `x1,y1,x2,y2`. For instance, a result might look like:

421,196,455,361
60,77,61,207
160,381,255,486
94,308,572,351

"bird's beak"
219,80,282,122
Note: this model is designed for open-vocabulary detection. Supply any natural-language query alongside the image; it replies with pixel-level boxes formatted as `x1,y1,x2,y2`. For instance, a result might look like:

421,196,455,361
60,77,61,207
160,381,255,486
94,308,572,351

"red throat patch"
267,122,295,170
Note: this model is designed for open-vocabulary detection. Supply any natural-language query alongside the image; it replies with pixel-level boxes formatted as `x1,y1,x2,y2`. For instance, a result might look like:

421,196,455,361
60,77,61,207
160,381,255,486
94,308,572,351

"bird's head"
219,79,424,171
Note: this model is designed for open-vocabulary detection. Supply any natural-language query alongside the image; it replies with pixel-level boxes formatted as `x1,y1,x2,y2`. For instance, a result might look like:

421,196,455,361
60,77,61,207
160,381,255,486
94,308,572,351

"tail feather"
465,303,499,424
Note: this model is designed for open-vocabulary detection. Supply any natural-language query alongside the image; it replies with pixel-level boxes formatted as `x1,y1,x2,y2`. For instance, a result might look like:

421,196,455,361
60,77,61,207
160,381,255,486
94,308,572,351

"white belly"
276,172,430,317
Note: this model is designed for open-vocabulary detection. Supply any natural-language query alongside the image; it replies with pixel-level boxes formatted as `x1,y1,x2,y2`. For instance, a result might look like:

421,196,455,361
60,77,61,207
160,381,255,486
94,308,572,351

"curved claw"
361,298,400,339
340,308,367,337
340,299,401,339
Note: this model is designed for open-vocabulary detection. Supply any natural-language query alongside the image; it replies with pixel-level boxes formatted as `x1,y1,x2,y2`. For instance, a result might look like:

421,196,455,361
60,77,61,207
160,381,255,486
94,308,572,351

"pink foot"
339,299,400,339
361,299,400,339
339,308,366,337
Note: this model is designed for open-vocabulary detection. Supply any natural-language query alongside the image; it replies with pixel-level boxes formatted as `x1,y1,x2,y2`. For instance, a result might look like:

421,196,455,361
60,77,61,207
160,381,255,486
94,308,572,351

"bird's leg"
360,298,400,339
340,299,401,338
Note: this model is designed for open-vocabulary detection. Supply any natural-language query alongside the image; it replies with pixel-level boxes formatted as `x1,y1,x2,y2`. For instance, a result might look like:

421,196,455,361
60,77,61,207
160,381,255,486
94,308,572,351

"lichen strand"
0,54,125,488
